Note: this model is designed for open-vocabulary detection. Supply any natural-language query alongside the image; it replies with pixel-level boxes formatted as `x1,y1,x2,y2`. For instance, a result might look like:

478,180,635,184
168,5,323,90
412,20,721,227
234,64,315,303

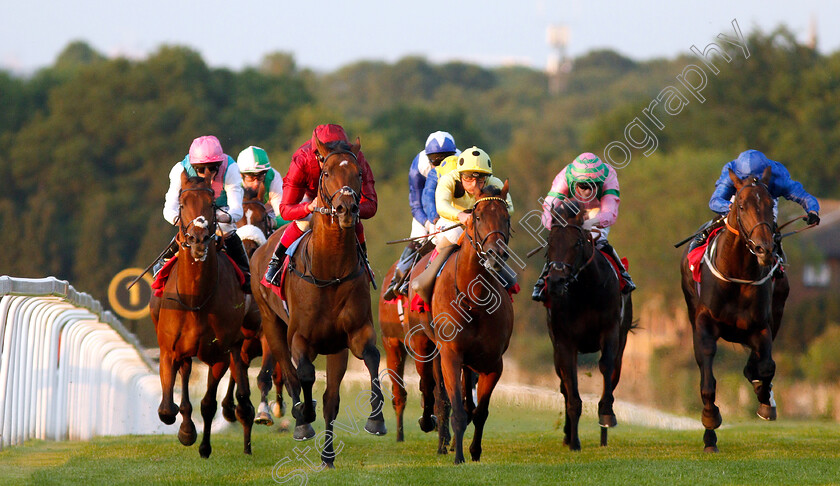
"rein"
287,231,365,287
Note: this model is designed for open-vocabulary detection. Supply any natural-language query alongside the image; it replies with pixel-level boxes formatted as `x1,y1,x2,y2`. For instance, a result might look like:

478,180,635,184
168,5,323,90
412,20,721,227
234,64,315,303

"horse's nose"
350,202,359,214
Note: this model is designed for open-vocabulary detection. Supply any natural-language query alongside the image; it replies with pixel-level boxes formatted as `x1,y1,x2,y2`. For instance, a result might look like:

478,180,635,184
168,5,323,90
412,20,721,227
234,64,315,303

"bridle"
242,198,273,237
547,222,596,295
314,149,362,222
730,178,779,258
466,196,511,260
177,186,218,250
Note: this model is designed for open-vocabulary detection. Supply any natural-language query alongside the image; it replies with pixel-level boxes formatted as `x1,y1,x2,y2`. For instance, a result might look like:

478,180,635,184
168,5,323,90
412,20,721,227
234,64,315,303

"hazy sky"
1,1,838,74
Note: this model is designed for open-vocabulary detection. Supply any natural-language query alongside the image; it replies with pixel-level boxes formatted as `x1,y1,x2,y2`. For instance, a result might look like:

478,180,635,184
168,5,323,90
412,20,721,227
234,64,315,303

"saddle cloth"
687,227,723,283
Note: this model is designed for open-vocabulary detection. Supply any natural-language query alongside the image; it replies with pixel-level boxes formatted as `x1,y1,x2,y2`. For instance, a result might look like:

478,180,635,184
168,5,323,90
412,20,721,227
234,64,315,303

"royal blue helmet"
424,131,457,155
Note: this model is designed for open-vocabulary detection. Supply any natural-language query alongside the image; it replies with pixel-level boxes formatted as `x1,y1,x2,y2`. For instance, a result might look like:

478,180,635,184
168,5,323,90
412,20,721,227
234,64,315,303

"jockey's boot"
687,216,726,253
264,242,288,286
384,242,420,301
411,244,458,306
531,262,550,302
152,238,179,277
225,233,251,293
600,241,635,294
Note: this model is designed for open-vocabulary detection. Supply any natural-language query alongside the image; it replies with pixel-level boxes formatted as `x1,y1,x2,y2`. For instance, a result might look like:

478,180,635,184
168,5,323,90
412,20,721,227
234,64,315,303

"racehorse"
149,172,255,458
544,199,633,450
417,183,513,464
251,134,387,468
680,167,789,452
379,261,451,449
220,187,286,427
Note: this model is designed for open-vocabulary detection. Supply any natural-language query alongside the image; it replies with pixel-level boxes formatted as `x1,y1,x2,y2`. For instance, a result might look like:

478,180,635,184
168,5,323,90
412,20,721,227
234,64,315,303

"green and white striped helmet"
237,146,271,173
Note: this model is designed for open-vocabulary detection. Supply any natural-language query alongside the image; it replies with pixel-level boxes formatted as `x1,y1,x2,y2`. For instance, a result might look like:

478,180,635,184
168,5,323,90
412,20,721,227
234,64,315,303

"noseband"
548,223,595,294
466,196,511,260
178,186,218,249
315,150,362,221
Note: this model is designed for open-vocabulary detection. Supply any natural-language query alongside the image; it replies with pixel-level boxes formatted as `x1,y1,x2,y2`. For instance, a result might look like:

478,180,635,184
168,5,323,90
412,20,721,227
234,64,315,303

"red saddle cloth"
152,253,245,298
687,227,723,283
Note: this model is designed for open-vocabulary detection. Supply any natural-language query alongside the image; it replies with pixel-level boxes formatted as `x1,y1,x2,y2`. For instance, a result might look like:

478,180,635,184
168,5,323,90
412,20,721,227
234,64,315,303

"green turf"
3,385,840,485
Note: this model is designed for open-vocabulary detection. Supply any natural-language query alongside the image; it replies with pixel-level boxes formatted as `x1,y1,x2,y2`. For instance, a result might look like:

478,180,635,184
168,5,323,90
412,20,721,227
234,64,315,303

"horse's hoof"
199,443,211,458
178,424,197,446
704,446,719,453
321,461,335,470
255,412,275,426
365,418,387,436
437,447,448,455
599,414,618,428
757,404,777,421
270,400,285,418
222,401,237,423
418,415,437,433
294,423,316,441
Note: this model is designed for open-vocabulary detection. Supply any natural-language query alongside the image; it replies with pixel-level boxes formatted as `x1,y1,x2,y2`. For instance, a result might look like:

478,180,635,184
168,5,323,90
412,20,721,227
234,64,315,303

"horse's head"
313,134,362,229
547,199,590,296
729,166,777,266
236,186,270,257
467,181,511,273
178,171,217,262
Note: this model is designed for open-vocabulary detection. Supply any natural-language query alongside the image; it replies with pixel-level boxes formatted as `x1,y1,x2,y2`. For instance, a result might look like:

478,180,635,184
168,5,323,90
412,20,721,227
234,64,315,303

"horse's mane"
479,185,502,198
243,186,259,200
552,199,584,226
325,140,352,153
185,175,208,185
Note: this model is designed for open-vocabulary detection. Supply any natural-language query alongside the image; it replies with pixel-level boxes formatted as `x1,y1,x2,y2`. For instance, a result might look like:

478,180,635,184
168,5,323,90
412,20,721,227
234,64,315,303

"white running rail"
0,276,176,449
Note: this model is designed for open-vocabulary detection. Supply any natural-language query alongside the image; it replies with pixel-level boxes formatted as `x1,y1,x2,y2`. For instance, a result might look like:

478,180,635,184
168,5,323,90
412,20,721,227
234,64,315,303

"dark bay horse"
221,187,286,427
420,183,513,464
149,172,255,458
545,200,633,450
251,135,387,468
680,167,789,452
379,261,450,448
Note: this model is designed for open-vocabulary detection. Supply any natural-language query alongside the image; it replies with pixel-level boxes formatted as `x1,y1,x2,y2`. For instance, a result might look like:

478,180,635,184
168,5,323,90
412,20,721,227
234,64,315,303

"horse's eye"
323,172,329,178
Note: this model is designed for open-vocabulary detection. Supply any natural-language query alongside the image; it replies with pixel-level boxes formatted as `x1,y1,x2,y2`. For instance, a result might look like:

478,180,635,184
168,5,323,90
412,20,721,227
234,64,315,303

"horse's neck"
176,247,217,296
454,241,495,298
309,216,358,276
714,226,762,279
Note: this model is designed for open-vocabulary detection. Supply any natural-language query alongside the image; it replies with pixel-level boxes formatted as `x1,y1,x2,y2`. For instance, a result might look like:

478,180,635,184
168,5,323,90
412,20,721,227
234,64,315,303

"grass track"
3,386,840,485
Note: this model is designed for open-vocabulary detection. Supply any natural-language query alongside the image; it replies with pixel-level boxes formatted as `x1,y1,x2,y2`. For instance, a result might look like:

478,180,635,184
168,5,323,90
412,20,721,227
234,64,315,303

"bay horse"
419,183,513,464
379,260,451,448
680,167,789,452
149,171,255,458
221,187,287,427
545,199,633,451
251,134,387,468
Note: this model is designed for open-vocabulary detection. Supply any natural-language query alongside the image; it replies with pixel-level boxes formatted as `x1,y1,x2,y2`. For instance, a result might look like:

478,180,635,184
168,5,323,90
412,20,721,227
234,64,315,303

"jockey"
263,124,378,285
532,152,635,302
688,149,820,252
161,135,252,292
237,145,288,229
412,146,515,303
383,131,458,300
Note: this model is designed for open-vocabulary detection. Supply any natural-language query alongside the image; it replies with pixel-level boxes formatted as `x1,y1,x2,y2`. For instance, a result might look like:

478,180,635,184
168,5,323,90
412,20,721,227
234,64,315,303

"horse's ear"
501,179,509,200
760,165,772,185
350,137,361,157
728,168,743,189
257,181,266,202
180,169,189,186
313,133,329,160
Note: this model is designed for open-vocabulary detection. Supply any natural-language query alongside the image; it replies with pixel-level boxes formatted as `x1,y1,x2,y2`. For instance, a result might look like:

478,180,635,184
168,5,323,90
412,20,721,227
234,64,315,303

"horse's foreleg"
598,331,619,435
383,337,408,441
259,306,301,413
178,359,197,446
693,315,721,452
463,369,477,425
255,341,276,426
360,343,387,435
273,360,286,418
199,360,228,459
157,350,179,425
221,369,237,423
469,368,501,462
554,340,581,451
440,347,466,464
747,327,777,421
230,346,255,455
432,354,451,454
771,273,789,339
321,351,348,469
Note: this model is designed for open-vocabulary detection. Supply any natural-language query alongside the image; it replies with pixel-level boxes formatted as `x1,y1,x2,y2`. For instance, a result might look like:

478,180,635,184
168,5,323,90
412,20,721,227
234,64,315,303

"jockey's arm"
267,170,286,225
770,161,821,214
357,151,378,219
435,172,462,222
163,163,184,225
541,168,570,230
222,161,244,223
709,164,737,215
279,154,313,221
408,155,429,225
